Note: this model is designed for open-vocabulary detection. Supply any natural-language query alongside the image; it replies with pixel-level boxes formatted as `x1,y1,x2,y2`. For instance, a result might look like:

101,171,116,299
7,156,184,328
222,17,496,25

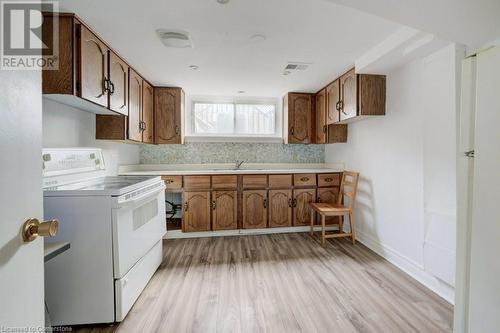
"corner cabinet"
284,93,314,144
337,68,386,123
154,87,184,144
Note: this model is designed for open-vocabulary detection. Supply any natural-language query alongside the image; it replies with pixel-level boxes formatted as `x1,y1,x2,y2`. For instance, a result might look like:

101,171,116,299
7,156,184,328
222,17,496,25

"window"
189,101,279,139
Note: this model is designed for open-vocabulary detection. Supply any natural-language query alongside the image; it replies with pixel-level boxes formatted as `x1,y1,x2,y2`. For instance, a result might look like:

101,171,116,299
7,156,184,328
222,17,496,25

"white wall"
325,44,463,303
42,99,140,175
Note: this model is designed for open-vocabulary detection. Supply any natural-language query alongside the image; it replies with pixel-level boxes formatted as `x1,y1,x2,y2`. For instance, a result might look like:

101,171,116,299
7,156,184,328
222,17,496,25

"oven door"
112,182,166,278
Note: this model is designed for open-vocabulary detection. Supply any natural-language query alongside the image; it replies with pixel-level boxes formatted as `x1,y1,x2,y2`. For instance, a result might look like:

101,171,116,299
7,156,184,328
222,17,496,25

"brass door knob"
22,218,59,242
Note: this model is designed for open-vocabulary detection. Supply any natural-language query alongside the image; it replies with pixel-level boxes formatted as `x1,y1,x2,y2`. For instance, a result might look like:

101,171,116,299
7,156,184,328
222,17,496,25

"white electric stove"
43,148,166,325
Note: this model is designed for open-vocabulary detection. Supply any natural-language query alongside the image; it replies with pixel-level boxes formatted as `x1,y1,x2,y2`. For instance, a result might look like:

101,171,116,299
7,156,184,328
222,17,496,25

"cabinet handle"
142,121,147,131
300,177,310,182
325,177,333,182
184,202,189,212
293,198,297,207
263,199,267,209
164,179,173,184
175,125,180,135
288,198,293,207
335,101,340,111
109,81,115,94
290,126,294,135
211,200,216,210
323,125,327,133
103,78,110,93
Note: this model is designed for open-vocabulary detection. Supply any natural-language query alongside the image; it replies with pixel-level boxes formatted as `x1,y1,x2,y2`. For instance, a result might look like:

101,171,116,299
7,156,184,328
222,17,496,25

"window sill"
184,136,284,144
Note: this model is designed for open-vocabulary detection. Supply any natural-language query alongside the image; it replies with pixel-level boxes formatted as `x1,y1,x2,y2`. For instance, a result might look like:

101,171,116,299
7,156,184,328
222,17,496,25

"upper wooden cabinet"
284,93,314,144
142,81,154,143
315,89,327,144
338,68,386,123
127,68,143,142
326,79,340,124
108,52,129,115
154,87,184,144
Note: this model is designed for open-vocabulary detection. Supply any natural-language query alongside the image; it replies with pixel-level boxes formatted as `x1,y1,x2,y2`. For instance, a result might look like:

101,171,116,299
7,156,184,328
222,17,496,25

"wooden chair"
309,171,359,246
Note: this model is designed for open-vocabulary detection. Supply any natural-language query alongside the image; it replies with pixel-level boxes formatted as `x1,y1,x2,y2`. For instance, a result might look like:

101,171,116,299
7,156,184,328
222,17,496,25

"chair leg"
349,211,356,245
310,208,314,236
321,215,326,247
339,216,343,233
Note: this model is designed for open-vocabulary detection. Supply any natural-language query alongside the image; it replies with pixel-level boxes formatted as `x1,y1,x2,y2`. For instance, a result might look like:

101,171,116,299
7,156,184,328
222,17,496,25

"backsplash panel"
140,143,325,164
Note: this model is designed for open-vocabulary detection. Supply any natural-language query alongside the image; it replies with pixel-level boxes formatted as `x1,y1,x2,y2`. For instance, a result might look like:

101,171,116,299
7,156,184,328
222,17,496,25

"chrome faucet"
235,160,244,169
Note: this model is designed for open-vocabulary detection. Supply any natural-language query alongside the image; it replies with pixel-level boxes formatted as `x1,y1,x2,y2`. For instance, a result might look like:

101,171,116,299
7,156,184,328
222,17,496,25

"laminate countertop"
119,163,344,176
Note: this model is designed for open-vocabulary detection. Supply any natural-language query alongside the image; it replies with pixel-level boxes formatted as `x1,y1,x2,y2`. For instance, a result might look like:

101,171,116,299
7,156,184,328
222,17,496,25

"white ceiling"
57,0,401,98
325,0,500,52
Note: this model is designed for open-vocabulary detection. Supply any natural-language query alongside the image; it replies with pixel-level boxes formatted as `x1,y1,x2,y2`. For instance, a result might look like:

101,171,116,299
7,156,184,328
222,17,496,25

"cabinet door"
142,81,154,143
242,190,267,229
155,87,182,144
183,191,210,232
315,89,327,144
288,93,312,143
212,191,237,230
108,51,129,115
317,187,341,225
79,26,108,107
128,68,142,142
340,69,358,122
269,189,292,228
326,79,340,124
293,188,316,226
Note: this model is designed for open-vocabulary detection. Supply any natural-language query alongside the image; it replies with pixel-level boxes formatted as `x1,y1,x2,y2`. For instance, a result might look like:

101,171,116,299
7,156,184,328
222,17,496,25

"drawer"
183,176,211,190
294,174,316,187
242,175,267,189
212,175,237,190
318,173,341,187
161,176,182,189
269,174,292,188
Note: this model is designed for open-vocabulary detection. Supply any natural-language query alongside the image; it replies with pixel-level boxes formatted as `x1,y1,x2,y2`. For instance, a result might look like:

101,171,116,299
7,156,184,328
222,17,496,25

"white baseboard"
164,225,338,239
356,230,455,304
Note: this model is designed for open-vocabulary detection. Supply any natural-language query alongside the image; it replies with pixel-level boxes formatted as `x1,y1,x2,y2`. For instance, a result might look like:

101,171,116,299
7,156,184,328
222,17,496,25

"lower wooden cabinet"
242,190,268,229
293,188,316,226
182,191,210,232
212,191,237,230
317,187,340,225
268,189,292,228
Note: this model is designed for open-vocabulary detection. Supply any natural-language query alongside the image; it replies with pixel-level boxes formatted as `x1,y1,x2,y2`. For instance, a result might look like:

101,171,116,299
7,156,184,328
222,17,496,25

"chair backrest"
337,171,359,210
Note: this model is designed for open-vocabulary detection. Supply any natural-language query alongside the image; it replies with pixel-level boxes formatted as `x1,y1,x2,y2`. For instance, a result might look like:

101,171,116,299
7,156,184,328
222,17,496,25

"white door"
0,68,44,327
467,46,500,332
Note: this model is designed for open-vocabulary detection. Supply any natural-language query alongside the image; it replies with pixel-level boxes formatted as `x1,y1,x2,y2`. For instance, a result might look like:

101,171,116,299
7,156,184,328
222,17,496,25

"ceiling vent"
284,62,310,71
156,29,193,48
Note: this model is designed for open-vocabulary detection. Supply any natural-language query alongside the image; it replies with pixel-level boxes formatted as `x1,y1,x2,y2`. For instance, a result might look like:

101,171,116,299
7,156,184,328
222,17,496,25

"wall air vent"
284,62,310,71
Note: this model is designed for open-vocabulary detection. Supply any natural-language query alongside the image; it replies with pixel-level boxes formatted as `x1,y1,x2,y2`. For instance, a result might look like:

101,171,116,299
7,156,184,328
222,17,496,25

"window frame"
185,96,283,143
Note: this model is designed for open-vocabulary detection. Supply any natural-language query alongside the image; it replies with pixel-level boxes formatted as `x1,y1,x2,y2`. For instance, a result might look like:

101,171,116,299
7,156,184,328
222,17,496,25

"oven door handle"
117,184,166,207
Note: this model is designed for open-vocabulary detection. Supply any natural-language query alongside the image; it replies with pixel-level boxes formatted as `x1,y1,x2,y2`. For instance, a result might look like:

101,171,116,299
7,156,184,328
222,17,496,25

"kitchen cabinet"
317,187,341,225
284,93,314,144
269,189,292,228
108,51,129,115
182,191,211,232
212,191,238,230
155,87,184,144
127,68,143,142
326,79,340,124
293,188,316,226
338,68,386,123
242,190,268,229
315,89,327,144
79,25,109,108
142,81,154,143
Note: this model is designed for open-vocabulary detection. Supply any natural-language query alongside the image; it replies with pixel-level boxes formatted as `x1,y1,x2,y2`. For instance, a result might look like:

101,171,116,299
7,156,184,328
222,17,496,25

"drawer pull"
324,177,333,182
300,177,310,182
164,179,174,184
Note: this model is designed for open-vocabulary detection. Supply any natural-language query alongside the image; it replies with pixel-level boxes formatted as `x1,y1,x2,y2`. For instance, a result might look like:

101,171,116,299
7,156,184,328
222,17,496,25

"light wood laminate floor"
74,233,453,333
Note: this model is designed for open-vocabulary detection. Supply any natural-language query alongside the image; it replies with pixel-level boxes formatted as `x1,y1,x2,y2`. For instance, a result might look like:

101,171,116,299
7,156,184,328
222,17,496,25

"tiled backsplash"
140,143,325,164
